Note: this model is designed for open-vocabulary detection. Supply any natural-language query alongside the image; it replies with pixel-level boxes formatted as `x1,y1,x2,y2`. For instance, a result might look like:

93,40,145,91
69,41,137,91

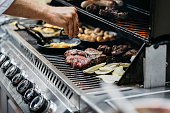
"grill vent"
50,74,54,81
52,76,56,83
55,78,59,85
63,86,67,94
69,92,73,99
66,89,70,96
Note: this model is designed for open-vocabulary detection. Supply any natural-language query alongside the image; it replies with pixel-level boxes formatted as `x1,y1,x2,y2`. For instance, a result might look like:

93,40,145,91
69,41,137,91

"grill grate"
52,0,150,40
43,54,101,90
115,17,149,39
16,30,102,91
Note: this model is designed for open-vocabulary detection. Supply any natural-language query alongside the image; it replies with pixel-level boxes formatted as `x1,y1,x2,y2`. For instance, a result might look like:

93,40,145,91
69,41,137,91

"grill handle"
152,34,170,49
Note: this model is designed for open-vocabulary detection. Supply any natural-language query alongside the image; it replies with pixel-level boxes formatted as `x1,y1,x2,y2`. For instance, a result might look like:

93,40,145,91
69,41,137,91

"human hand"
45,6,79,38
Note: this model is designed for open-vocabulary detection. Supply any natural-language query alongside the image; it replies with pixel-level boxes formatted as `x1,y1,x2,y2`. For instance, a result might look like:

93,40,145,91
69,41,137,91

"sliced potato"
42,28,55,34
96,75,120,83
112,66,125,76
99,67,113,71
95,67,115,75
95,70,112,75
104,63,130,68
119,63,130,67
112,73,122,81
43,23,61,29
33,27,42,32
83,62,106,74
104,63,119,67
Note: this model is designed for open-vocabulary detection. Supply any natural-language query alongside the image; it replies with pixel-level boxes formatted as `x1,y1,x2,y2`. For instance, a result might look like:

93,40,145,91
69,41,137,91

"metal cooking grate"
52,0,150,40
115,17,149,39
16,30,101,91
42,54,101,90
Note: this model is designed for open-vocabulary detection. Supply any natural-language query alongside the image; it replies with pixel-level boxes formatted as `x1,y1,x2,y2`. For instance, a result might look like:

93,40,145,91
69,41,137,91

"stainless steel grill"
43,54,101,90
16,30,102,91
1,0,170,113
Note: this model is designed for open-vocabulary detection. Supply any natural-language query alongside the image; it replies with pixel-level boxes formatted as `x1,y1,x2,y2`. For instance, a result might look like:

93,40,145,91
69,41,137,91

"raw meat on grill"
64,49,87,57
65,48,107,69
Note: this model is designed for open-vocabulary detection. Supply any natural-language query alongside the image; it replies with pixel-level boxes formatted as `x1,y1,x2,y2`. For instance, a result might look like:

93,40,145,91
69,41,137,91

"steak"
65,55,91,69
85,48,107,65
123,49,138,58
65,48,107,69
112,45,131,57
64,49,87,57
97,45,111,54
85,48,103,55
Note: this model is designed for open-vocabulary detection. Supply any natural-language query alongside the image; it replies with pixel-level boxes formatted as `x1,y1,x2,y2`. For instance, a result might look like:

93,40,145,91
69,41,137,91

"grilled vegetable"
119,63,130,67
96,74,121,83
104,63,130,68
112,66,125,76
83,62,106,74
95,67,115,75
45,42,78,48
104,63,119,67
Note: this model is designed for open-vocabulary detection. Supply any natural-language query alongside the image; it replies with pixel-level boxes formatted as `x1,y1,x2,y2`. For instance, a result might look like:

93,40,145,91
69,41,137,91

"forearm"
3,0,79,38
4,0,48,21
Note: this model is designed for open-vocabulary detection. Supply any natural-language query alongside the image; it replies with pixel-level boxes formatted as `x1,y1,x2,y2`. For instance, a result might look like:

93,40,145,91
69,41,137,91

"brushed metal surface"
144,45,167,88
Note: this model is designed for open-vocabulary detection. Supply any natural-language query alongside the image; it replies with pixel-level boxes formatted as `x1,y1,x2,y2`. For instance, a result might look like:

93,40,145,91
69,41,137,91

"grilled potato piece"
83,62,106,74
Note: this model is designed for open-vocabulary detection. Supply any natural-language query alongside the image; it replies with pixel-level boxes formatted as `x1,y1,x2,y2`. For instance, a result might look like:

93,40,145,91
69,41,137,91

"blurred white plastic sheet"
102,83,138,113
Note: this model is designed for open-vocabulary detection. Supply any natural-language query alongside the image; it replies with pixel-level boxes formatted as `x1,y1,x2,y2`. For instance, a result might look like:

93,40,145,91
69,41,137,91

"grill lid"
150,0,170,42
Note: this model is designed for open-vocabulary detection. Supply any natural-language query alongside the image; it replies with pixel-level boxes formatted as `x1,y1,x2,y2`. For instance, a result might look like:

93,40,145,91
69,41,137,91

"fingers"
64,26,69,36
67,7,79,38
69,18,74,38
53,7,78,38
72,8,79,37
73,13,79,37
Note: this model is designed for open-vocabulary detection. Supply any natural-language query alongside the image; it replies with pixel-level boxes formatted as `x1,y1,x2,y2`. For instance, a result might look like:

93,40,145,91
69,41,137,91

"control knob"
0,54,9,66
11,73,25,86
23,88,40,104
5,65,20,80
16,79,34,96
1,60,12,73
30,96,57,113
30,96,50,113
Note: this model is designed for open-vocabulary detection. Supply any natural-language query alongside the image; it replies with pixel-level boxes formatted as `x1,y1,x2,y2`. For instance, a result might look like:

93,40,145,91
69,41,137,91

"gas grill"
0,0,170,113
50,0,150,41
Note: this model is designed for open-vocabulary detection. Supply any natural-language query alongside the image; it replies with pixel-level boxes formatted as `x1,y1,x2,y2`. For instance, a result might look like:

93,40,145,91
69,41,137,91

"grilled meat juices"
65,48,107,69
